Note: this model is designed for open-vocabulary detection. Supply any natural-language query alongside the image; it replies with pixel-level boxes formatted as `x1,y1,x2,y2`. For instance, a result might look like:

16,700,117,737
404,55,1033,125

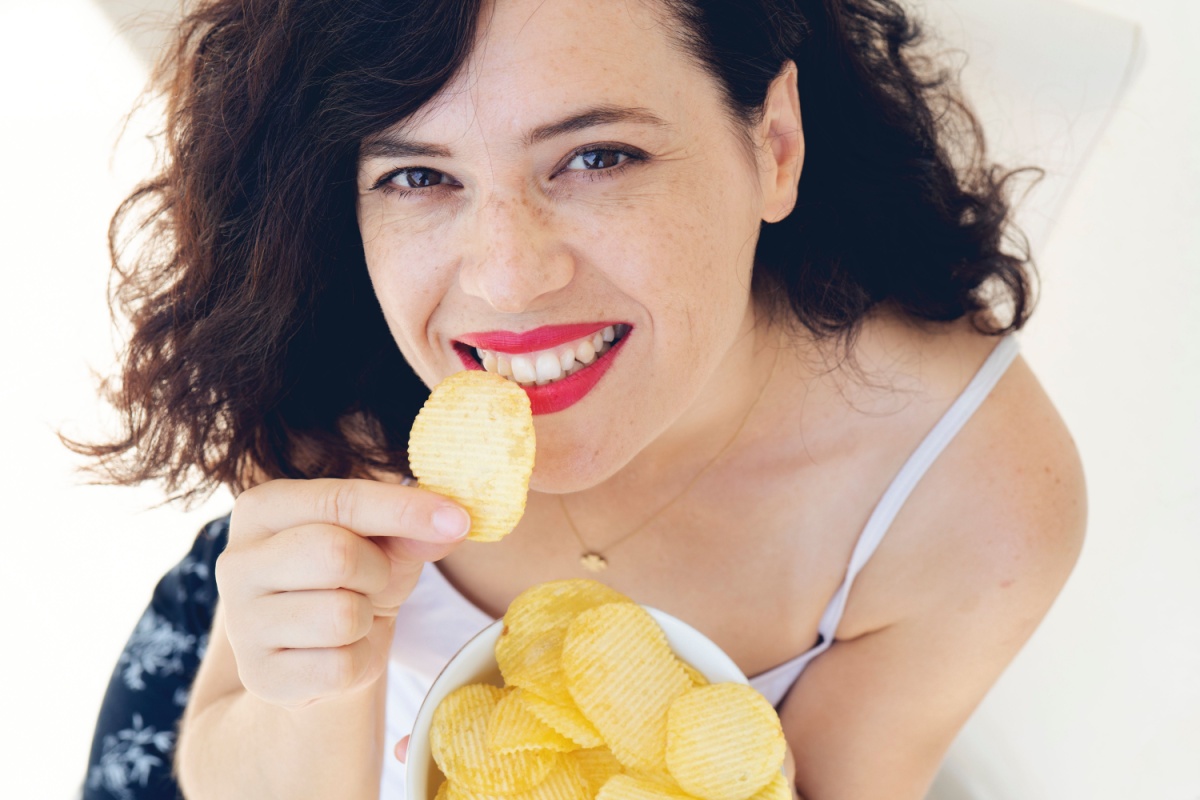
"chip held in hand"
408,370,536,542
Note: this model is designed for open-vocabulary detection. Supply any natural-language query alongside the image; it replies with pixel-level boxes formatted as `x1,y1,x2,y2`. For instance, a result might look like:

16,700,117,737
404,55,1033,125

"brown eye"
574,149,627,170
395,167,445,188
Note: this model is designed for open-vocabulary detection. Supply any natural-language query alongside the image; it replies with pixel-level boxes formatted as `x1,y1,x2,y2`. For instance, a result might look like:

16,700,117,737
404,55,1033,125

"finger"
394,735,410,763
362,548,436,617
253,589,375,650
372,535,460,567
263,636,380,707
238,523,392,595
231,478,471,544
359,615,396,687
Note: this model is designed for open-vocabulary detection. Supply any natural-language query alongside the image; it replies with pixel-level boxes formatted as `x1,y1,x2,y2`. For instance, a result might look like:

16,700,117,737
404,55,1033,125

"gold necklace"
558,345,779,573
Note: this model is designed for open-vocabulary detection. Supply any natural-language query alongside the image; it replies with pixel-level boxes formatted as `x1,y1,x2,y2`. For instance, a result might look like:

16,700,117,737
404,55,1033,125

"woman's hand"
216,478,471,709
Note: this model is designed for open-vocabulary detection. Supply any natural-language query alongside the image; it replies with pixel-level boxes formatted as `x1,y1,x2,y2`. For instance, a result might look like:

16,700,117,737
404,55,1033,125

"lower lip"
455,334,629,415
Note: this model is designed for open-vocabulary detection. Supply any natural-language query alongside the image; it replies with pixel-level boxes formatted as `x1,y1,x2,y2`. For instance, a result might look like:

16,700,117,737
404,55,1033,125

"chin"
526,434,629,495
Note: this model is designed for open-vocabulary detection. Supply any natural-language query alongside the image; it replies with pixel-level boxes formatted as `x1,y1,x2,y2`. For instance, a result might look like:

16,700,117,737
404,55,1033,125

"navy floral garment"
82,516,230,800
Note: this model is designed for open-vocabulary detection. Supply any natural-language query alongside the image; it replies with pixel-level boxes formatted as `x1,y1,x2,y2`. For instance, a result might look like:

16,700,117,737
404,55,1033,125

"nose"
458,194,574,314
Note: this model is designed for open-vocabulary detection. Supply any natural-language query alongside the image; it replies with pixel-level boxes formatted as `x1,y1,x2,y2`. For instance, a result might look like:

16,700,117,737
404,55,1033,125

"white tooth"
510,355,537,383
476,347,487,361
592,333,604,351
497,356,512,377
559,348,576,371
482,353,498,373
576,338,596,364
602,325,615,342
535,352,563,382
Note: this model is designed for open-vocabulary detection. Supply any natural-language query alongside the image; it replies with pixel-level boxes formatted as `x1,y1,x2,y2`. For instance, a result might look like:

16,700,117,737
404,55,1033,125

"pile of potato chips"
429,580,790,800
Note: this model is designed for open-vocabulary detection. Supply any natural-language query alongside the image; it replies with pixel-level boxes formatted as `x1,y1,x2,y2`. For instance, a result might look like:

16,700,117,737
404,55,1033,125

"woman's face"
356,0,800,491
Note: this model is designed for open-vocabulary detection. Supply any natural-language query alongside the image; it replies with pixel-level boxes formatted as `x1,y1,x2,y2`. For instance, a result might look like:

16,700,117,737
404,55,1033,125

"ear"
757,61,803,224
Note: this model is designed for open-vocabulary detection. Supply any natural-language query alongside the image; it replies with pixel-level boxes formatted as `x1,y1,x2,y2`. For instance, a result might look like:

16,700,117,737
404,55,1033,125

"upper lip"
456,323,622,354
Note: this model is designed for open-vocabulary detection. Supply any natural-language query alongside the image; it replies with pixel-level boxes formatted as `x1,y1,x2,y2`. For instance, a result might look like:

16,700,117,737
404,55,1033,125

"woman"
79,0,1086,798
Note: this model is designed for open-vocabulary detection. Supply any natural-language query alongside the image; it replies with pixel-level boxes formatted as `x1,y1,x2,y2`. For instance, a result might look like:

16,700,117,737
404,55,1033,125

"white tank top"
380,334,1020,799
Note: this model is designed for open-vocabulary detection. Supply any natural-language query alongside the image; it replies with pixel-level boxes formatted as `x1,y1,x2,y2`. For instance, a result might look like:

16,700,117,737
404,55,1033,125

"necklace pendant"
579,552,608,573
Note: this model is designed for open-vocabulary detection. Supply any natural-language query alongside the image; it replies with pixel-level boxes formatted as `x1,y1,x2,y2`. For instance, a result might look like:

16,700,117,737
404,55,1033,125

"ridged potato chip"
515,758,594,800
595,774,693,800
680,661,708,687
520,689,605,749
408,370,535,542
664,684,786,800
489,687,579,754
431,684,558,794
497,580,633,706
745,772,792,800
448,757,592,800
567,747,625,795
561,603,693,773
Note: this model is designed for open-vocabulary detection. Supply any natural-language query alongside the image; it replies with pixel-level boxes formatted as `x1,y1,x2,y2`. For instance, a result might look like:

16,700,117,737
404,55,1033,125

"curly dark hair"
68,0,1035,505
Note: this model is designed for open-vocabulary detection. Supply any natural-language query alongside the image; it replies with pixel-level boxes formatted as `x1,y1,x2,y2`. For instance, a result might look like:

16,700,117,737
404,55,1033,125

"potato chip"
430,684,557,794
497,579,633,705
408,370,535,542
489,687,579,754
451,757,592,800
679,660,708,687
595,774,693,800
664,684,786,800
561,603,692,773
514,758,593,800
520,689,605,749
745,772,792,800
567,747,624,795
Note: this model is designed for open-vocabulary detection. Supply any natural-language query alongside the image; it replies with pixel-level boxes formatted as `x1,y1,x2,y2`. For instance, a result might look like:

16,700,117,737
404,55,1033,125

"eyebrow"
524,105,671,146
358,105,671,161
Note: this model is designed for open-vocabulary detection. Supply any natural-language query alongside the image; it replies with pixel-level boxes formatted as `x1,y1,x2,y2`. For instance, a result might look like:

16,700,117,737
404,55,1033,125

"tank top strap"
813,334,1020,640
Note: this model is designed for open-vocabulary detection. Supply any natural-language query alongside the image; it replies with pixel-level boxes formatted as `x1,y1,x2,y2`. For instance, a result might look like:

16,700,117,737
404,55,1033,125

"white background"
0,0,1196,797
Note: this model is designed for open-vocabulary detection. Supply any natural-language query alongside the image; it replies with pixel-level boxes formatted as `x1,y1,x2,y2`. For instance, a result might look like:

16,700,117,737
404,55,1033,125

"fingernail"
432,506,471,540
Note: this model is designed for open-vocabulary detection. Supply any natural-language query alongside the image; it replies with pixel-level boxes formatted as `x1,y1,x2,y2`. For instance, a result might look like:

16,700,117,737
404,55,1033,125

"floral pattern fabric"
82,516,229,800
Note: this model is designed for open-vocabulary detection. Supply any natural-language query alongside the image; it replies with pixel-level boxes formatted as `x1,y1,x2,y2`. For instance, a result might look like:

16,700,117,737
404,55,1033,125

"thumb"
394,735,411,764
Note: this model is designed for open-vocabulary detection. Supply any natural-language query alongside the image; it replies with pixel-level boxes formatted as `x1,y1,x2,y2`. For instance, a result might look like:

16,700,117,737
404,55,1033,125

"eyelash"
370,144,648,198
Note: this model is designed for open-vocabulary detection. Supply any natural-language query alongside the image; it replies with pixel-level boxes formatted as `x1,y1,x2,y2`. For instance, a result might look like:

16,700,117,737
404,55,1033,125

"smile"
454,323,631,415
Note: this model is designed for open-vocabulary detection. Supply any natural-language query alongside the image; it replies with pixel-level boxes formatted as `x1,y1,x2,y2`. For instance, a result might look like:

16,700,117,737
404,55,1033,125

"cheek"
357,207,455,364
572,167,759,341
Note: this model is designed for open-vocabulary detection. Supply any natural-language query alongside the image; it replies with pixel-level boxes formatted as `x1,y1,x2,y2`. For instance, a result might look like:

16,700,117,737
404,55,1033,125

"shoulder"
849,340,1088,638
835,326,1089,642
937,350,1086,603
775,339,1087,797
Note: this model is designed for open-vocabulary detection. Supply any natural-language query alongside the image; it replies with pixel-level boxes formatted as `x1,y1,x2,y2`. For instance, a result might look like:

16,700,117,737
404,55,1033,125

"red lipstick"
456,323,618,354
453,325,630,415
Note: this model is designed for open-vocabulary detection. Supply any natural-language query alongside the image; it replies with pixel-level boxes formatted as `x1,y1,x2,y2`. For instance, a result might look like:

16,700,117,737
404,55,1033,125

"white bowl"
406,606,748,800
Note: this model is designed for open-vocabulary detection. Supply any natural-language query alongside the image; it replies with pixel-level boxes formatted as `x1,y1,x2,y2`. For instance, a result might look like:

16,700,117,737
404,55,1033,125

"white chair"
912,2,1141,797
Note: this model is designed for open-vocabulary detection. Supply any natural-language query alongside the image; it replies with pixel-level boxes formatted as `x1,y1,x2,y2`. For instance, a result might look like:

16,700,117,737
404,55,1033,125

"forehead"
390,0,716,145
